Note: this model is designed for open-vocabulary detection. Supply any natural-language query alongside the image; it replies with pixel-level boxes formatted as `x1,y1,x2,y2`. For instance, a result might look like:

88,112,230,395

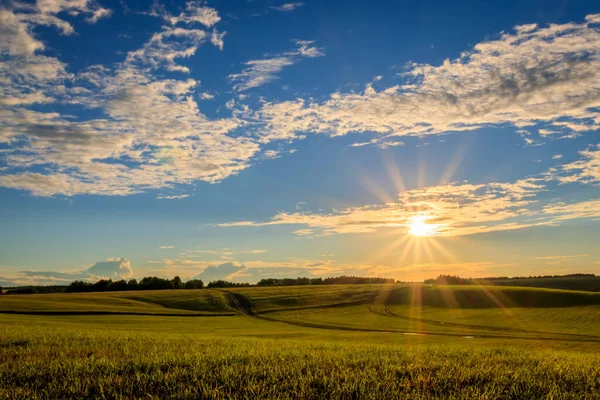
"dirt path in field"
221,291,255,316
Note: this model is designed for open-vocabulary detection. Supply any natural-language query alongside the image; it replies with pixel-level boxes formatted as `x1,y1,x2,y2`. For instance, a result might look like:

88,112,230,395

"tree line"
256,276,396,286
65,275,396,292
3,272,597,295
2,275,398,295
424,273,597,285
1,285,67,295
65,276,204,293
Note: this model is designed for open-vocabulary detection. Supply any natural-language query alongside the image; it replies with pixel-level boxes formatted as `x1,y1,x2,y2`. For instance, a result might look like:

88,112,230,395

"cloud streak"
270,3,305,12
228,40,324,91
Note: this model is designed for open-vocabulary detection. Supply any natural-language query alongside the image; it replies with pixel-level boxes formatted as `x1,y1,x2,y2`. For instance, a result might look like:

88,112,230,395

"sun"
408,216,437,237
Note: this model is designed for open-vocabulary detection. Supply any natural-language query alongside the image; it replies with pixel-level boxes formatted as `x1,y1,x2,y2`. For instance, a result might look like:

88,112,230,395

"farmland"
2,284,600,398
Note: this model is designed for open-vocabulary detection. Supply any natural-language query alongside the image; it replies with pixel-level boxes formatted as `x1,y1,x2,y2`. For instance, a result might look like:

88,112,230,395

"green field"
2,284,600,398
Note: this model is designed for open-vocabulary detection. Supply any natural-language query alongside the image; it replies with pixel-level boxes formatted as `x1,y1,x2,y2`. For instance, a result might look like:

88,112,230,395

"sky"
1,0,600,286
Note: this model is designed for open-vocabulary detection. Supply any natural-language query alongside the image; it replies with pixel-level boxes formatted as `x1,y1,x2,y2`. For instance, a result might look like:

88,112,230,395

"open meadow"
2,284,600,399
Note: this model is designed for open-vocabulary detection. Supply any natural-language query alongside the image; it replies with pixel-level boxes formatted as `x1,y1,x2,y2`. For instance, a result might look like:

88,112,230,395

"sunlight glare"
408,216,437,237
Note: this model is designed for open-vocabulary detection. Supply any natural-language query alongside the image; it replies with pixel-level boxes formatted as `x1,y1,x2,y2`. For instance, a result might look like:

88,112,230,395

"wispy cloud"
531,254,589,260
555,145,600,185
228,40,324,91
156,194,190,200
270,3,305,12
168,3,221,27
530,254,589,265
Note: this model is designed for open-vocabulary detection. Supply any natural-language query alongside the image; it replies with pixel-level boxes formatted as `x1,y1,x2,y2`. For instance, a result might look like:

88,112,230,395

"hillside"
4,284,600,340
0,290,233,315
481,276,600,292
5,284,600,314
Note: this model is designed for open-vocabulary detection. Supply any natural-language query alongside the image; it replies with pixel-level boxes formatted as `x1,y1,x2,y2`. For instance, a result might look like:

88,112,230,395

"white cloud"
125,27,213,73
86,6,113,23
2,10,600,199
294,40,325,58
156,194,190,199
551,120,600,133
270,3,305,12
168,3,221,27
199,92,214,100
263,149,281,159
555,145,600,185
0,3,267,197
85,257,133,279
35,0,112,23
228,40,324,91
255,15,600,144
230,57,295,91
541,199,600,222
539,129,560,136
1,257,133,286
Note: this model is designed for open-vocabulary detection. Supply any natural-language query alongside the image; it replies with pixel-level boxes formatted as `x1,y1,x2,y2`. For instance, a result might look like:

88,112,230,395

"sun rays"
408,215,439,237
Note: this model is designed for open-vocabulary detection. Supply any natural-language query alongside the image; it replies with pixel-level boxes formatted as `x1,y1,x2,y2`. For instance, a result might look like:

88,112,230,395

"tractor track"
221,290,255,316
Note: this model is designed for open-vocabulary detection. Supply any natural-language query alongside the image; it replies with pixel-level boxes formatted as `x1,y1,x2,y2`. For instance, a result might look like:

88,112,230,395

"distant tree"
207,280,251,288
322,276,395,285
433,275,468,285
0,286,3,295
66,280,93,293
139,276,174,290
184,279,204,289
128,279,139,289
172,276,183,289
93,279,113,291
7,287,38,294
257,278,280,287
110,280,129,291
256,276,394,287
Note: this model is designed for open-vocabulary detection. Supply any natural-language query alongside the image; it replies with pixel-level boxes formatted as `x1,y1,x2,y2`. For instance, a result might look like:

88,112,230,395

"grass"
227,284,386,312
484,276,600,292
376,284,600,308
0,289,233,315
3,284,600,398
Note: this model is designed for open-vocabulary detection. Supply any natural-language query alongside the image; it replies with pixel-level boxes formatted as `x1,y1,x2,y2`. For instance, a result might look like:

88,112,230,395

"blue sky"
1,0,600,285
